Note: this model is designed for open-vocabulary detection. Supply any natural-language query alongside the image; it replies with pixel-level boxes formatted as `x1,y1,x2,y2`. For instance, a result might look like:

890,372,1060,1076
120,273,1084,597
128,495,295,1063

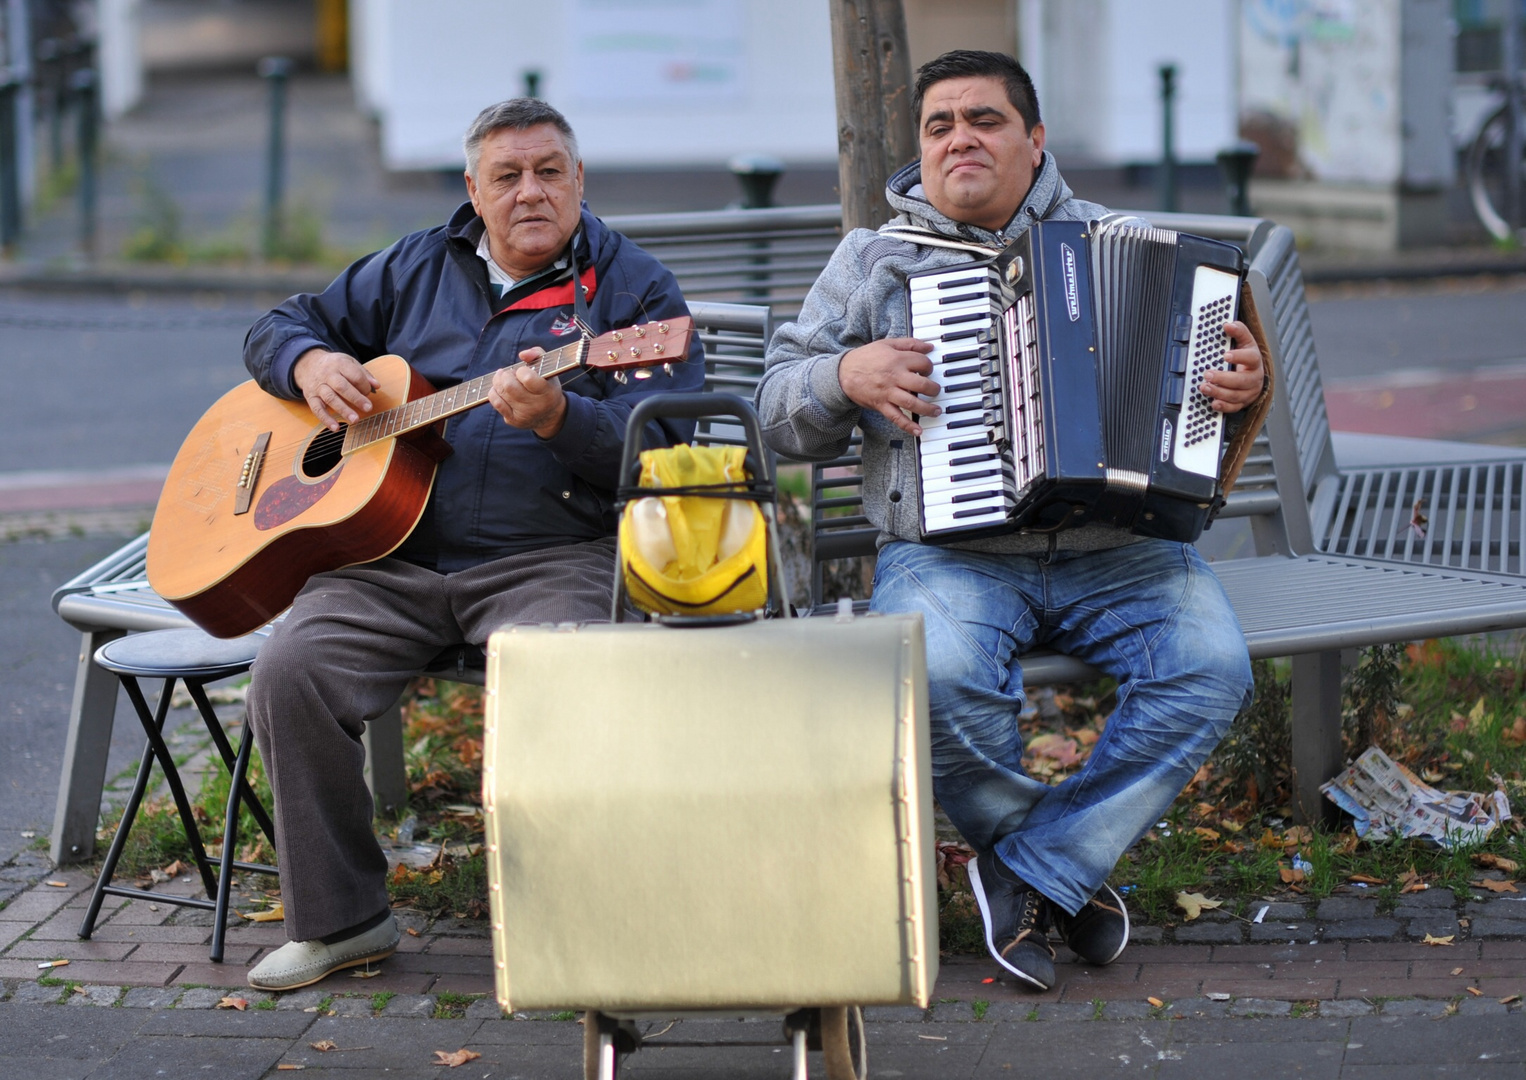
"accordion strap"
877,224,1002,258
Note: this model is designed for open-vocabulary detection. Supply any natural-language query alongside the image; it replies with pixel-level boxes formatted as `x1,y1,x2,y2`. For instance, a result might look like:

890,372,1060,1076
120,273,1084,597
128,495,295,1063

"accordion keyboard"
909,266,1015,534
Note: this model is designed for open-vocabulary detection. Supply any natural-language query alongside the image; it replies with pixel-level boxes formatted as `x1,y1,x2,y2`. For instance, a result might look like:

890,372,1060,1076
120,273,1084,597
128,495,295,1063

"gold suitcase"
482,613,937,1014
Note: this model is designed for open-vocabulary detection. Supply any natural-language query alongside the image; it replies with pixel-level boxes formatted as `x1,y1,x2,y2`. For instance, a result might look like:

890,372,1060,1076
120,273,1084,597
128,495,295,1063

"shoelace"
1002,889,1055,958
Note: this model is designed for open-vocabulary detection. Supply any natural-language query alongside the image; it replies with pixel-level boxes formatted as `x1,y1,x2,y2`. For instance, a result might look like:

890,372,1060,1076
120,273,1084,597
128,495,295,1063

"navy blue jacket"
244,202,704,572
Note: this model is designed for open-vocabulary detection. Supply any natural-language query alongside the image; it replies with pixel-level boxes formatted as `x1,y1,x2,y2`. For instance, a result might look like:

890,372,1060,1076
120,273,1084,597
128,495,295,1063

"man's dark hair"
912,50,1041,134
463,98,580,176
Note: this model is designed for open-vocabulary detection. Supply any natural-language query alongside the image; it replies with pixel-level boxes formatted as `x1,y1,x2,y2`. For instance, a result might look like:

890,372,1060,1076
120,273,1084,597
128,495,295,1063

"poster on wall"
571,0,744,105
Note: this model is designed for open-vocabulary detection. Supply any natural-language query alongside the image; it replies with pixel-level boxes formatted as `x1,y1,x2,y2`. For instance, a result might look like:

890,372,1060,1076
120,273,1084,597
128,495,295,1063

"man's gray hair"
463,98,580,177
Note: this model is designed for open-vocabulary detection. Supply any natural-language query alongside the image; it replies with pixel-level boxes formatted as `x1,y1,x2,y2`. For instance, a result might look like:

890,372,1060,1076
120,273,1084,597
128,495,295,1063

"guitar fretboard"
342,338,589,452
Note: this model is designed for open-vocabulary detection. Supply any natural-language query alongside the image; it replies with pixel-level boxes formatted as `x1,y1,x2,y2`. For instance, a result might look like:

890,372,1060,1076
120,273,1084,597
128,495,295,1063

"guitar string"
231,329,678,465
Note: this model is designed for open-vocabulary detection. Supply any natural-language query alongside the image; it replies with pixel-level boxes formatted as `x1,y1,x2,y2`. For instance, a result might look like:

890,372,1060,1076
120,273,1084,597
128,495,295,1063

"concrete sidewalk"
2,860,1525,1078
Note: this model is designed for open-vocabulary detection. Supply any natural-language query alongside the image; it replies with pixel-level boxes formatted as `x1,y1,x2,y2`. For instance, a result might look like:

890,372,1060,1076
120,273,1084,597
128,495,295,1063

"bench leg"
1290,651,1343,826
363,696,408,818
50,628,127,865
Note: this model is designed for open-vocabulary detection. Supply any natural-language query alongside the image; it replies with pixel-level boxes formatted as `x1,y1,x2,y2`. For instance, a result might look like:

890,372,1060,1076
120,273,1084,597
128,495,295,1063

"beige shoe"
247,915,400,991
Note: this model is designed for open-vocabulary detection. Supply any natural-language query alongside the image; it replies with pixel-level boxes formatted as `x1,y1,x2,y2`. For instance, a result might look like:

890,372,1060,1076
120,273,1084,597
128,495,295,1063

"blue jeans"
870,539,1253,916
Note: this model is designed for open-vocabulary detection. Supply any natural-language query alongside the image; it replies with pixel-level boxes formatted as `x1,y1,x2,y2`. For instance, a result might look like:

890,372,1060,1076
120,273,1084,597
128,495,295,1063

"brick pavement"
3,859,1526,1077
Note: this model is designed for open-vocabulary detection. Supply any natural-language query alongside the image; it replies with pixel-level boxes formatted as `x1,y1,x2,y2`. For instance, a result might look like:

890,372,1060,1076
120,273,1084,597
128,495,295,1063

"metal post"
36,38,63,171
1290,651,1343,826
522,69,542,98
71,67,97,259
0,69,20,254
1503,1,1522,233
1216,139,1260,217
258,56,292,259
1158,63,1178,213
730,153,784,209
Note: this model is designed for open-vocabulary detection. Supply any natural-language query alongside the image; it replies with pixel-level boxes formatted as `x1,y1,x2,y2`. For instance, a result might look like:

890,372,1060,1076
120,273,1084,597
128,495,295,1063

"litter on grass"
1320,747,1511,848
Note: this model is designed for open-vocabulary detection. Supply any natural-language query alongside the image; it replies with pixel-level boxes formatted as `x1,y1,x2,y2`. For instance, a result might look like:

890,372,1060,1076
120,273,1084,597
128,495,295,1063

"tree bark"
828,0,917,233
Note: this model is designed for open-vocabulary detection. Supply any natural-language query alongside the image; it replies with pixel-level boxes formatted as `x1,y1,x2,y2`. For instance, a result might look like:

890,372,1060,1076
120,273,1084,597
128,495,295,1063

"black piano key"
942,364,980,378
947,418,983,430
952,505,1003,519
939,291,985,305
943,348,981,362
950,452,997,466
952,489,1002,504
939,311,987,326
935,275,986,290
949,438,988,451
939,327,983,342
944,380,981,394
951,468,1001,483
945,401,982,414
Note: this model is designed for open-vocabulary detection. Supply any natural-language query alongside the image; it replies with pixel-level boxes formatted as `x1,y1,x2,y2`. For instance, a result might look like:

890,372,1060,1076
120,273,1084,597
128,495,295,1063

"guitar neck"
342,339,588,452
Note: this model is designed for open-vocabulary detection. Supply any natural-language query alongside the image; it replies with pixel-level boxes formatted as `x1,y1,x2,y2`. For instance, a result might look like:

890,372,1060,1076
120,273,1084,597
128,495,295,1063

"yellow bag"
620,444,769,616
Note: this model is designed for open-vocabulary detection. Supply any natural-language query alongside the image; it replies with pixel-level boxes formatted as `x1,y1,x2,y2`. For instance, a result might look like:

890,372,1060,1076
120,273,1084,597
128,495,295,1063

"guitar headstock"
583,316,693,374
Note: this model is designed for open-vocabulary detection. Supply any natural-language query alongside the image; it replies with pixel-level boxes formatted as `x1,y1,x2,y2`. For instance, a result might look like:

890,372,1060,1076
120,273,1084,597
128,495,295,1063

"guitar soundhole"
301,425,346,479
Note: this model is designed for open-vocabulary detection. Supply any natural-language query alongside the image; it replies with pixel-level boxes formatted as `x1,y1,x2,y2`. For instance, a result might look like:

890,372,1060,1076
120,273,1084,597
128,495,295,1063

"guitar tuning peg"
634,326,646,337
657,322,669,333
662,363,673,376
634,369,653,380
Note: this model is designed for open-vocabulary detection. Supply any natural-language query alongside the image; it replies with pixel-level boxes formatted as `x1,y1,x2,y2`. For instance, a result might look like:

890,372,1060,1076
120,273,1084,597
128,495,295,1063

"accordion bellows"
483,615,937,1012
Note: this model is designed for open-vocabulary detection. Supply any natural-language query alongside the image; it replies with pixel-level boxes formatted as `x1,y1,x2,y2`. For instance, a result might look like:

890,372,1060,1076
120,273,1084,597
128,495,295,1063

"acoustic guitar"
147,317,693,638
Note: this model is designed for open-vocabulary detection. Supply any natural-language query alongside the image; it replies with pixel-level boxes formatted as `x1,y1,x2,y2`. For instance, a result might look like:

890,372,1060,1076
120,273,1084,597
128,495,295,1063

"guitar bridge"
233,431,272,515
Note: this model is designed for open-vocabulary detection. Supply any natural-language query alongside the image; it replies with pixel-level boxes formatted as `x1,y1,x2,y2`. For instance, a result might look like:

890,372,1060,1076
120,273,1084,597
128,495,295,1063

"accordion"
908,219,1247,544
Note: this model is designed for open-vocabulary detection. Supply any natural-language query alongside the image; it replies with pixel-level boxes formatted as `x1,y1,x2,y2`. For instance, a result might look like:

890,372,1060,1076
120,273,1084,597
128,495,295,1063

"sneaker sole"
1093,884,1130,966
247,944,398,991
966,857,1050,991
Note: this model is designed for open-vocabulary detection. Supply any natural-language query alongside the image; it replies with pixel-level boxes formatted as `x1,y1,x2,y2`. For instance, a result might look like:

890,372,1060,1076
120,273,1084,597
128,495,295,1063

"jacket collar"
882,150,1073,244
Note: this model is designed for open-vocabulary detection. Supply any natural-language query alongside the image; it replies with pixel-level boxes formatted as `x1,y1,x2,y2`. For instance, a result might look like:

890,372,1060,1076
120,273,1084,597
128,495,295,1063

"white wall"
355,0,838,170
1020,0,1236,165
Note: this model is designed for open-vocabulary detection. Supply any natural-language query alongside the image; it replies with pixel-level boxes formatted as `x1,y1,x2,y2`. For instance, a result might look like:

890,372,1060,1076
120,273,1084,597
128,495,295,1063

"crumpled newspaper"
1320,746,1511,848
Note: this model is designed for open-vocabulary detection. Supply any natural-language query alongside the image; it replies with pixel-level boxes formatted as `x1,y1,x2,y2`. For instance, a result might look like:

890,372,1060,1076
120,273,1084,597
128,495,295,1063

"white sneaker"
247,915,400,991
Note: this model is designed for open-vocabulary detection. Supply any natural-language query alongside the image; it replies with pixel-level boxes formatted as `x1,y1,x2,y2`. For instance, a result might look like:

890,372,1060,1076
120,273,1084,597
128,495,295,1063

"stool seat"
94,627,264,680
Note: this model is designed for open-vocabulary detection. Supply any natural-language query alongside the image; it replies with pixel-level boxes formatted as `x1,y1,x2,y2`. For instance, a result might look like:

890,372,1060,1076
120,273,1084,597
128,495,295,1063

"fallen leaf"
1466,987,1483,997
242,903,285,922
1468,698,1488,732
1422,934,1455,946
1472,879,1520,894
1451,967,1464,976
1283,825,1313,848
1500,994,1522,1005
1147,997,1165,1008
406,928,421,937
217,996,249,1011
1473,854,1520,874
1348,874,1386,885
1026,733,1086,768
1193,827,1222,842
1175,891,1223,921
1399,868,1430,894
1257,828,1283,850
433,1049,482,1068
161,860,186,877
350,968,382,979
72,986,88,996
1279,865,1306,884
310,1041,338,1052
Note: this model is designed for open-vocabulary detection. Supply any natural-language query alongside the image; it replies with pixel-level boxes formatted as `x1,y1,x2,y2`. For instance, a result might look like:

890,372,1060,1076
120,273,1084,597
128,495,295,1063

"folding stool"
77,627,277,962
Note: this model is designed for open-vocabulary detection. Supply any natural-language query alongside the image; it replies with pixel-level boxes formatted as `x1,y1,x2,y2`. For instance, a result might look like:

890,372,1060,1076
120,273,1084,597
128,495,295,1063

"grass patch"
254,999,275,1011
433,992,482,1020
370,991,395,1012
972,999,989,1020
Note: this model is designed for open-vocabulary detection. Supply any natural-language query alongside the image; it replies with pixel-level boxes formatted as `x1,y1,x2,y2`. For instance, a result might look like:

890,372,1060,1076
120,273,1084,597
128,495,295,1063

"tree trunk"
828,0,917,233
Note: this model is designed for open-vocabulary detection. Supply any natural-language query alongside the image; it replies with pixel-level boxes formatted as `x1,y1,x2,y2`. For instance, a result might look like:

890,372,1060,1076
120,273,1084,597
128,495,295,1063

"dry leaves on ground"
1399,868,1430,894
434,1049,482,1067
1473,853,1520,874
310,1041,338,1052
1471,878,1520,893
217,996,249,1010
1175,892,1222,921
1422,934,1455,946
241,903,285,922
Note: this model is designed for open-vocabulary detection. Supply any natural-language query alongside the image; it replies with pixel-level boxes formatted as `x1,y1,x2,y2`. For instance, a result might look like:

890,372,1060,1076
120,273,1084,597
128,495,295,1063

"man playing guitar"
240,98,701,990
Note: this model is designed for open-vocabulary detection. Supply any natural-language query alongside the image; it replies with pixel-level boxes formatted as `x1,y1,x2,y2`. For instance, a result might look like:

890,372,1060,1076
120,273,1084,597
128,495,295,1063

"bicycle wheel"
1467,104,1526,242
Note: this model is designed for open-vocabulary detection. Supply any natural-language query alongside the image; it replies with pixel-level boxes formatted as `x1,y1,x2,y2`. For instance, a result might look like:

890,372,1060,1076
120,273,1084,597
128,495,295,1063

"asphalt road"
3,273,1525,870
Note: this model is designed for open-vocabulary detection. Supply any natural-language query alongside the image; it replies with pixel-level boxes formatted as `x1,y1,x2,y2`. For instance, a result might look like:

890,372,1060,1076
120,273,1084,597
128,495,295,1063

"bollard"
729,153,785,209
71,68,99,259
1157,64,1178,214
1503,2,1522,233
258,56,293,259
522,69,542,99
0,71,20,254
1216,139,1260,218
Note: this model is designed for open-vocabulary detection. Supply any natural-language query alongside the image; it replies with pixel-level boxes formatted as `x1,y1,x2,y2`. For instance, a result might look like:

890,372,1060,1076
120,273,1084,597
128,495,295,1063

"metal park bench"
47,300,773,864
48,206,1526,868
799,209,1526,822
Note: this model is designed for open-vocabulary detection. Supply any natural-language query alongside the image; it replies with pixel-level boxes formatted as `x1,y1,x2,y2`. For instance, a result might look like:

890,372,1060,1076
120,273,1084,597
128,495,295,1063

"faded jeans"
870,538,1253,916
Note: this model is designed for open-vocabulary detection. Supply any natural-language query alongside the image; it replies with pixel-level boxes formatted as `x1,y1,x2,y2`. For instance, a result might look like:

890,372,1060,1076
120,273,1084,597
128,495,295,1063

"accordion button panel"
909,268,1012,534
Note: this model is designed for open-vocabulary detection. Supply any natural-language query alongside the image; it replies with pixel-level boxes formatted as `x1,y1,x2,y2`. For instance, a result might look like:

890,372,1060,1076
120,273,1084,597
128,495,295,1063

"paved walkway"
2,858,1525,1077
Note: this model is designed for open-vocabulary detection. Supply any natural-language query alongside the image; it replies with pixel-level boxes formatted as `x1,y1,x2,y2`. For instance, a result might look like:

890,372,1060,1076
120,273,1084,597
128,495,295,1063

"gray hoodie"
757,152,1143,555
